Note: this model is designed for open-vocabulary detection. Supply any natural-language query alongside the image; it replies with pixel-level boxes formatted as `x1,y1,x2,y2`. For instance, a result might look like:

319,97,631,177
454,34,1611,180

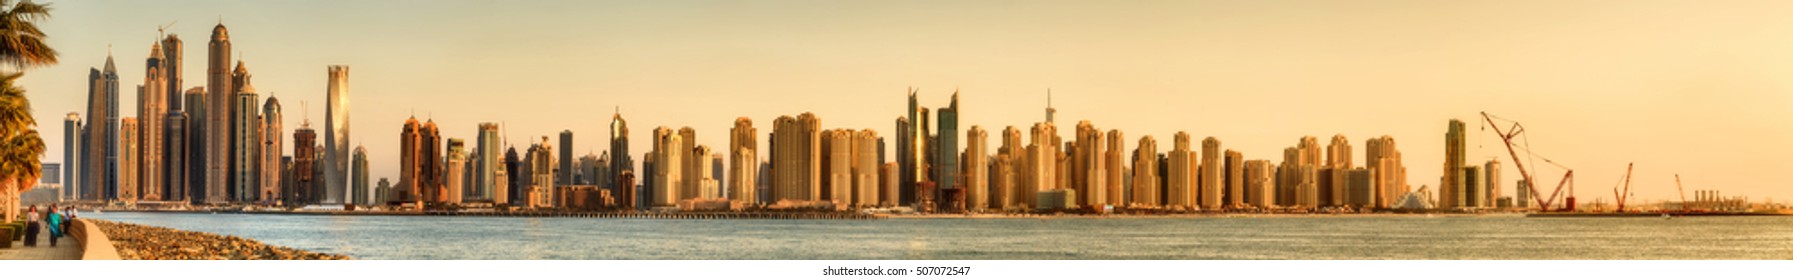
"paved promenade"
0,225,83,260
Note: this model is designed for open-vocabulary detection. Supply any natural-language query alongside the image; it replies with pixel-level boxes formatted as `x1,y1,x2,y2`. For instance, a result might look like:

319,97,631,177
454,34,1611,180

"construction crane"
1480,112,1577,211
1612,163,1634,212
1675,174,1691,212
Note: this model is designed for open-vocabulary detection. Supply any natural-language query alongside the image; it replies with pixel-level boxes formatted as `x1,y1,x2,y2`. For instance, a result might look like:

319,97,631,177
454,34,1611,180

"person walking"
45,204,62,247
23,205,39,247
61,206,74,234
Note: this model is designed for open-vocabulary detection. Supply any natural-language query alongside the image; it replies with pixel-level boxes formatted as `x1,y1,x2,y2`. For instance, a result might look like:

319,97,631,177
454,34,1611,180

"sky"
22,0,1793,204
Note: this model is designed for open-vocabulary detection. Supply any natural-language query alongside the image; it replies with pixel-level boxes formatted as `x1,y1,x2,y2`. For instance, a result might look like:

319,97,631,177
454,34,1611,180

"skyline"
21,0,1793,202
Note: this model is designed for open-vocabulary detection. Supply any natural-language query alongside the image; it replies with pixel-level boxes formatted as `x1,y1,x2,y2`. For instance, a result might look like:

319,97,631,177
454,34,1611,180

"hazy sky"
24,0,1793,203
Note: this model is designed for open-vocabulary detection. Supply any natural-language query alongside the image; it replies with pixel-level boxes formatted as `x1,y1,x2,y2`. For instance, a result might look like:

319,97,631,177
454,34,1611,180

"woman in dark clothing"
23,205,39,247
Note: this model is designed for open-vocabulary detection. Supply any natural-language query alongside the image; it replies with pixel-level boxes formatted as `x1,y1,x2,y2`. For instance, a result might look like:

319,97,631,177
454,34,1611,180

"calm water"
86,212,1793,260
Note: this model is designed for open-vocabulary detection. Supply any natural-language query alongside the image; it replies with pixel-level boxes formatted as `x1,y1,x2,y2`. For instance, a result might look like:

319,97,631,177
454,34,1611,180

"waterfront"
87,212,1793,260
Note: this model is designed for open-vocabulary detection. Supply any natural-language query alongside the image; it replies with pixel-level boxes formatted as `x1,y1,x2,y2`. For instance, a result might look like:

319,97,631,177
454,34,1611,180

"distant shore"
89,208,1538,220
87,219,349,260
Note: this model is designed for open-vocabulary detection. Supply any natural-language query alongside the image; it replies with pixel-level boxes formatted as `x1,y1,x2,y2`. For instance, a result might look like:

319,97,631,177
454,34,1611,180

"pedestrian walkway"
0,225,83,260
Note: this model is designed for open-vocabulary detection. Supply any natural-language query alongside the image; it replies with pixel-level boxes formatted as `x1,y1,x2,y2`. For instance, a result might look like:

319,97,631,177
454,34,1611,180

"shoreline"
92,208,1538,219
91,208,1793,220
87,219,349,260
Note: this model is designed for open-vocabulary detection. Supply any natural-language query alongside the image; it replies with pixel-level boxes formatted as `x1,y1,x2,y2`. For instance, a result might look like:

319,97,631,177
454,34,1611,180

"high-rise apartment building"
1364,135,1406,209
1244,159,1275,208
1132,136,1159,207
729,118,757,204
964,126,988,211
1199,137,1222,209
1224,149,1243,208
1443,119,1467,209
1070,122,1106,208
769,113,822,202
1167,132,1194,209
651,127,683,207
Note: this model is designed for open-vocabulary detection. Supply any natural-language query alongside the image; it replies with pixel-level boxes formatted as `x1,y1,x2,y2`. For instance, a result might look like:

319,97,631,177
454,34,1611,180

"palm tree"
0,73,40,222
0,0,54,223
0,0,56,71
0,129,41,223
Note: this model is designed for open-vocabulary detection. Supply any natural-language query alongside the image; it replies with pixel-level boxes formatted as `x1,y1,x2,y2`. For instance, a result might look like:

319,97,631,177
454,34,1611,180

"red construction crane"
1481,112,1577,211
1613,163,1634,212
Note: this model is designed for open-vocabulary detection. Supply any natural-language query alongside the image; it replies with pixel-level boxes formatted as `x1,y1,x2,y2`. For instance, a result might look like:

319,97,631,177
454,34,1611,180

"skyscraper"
1244,159,1275,208
231,71,261,202
63,113,80,201
899,89,926,206
138,42,168,201
1224,149,1243,209
160,33,186,202
1364,135,1406,209
523,136,554,208
476,123,501,201
558,130,573,186
260,95,281,202
934,92,960,194
446,138,466,204
770,113,822,202
1485,159,1501,208
651,127,683,207
352,145,368,205
1026,122,1059,207
292,122,317,205
821,129,850,204
85,54,120,201
182,87,206,204
1443,119,1467,209
853,130,879,208
1326,134,1352,207
729,117,757,204
678,127,700,201
166,108,186,202
324,65,351,204
205,23,232,205
999,126,1024,208
501,147,519,205
1103,130,1126,207
161,34,183,115
400,117,422,204
1070,122,1105,209
691,144,716,200
1199,136,1222,209
1167,132,1194,209
609,113,633,206
420,120,442,203
1131,136,1158,207
119,118,139,202
964,126,988,211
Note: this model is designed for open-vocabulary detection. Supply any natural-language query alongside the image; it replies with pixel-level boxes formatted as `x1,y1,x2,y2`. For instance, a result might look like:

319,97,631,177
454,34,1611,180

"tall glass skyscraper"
324,65,351,204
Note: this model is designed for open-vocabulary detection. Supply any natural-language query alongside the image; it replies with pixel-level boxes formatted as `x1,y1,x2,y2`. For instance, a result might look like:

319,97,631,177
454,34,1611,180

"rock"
88,220,351,260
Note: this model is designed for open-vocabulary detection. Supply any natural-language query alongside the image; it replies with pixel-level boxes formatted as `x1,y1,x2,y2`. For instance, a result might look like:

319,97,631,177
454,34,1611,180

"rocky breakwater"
88,220,350,260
